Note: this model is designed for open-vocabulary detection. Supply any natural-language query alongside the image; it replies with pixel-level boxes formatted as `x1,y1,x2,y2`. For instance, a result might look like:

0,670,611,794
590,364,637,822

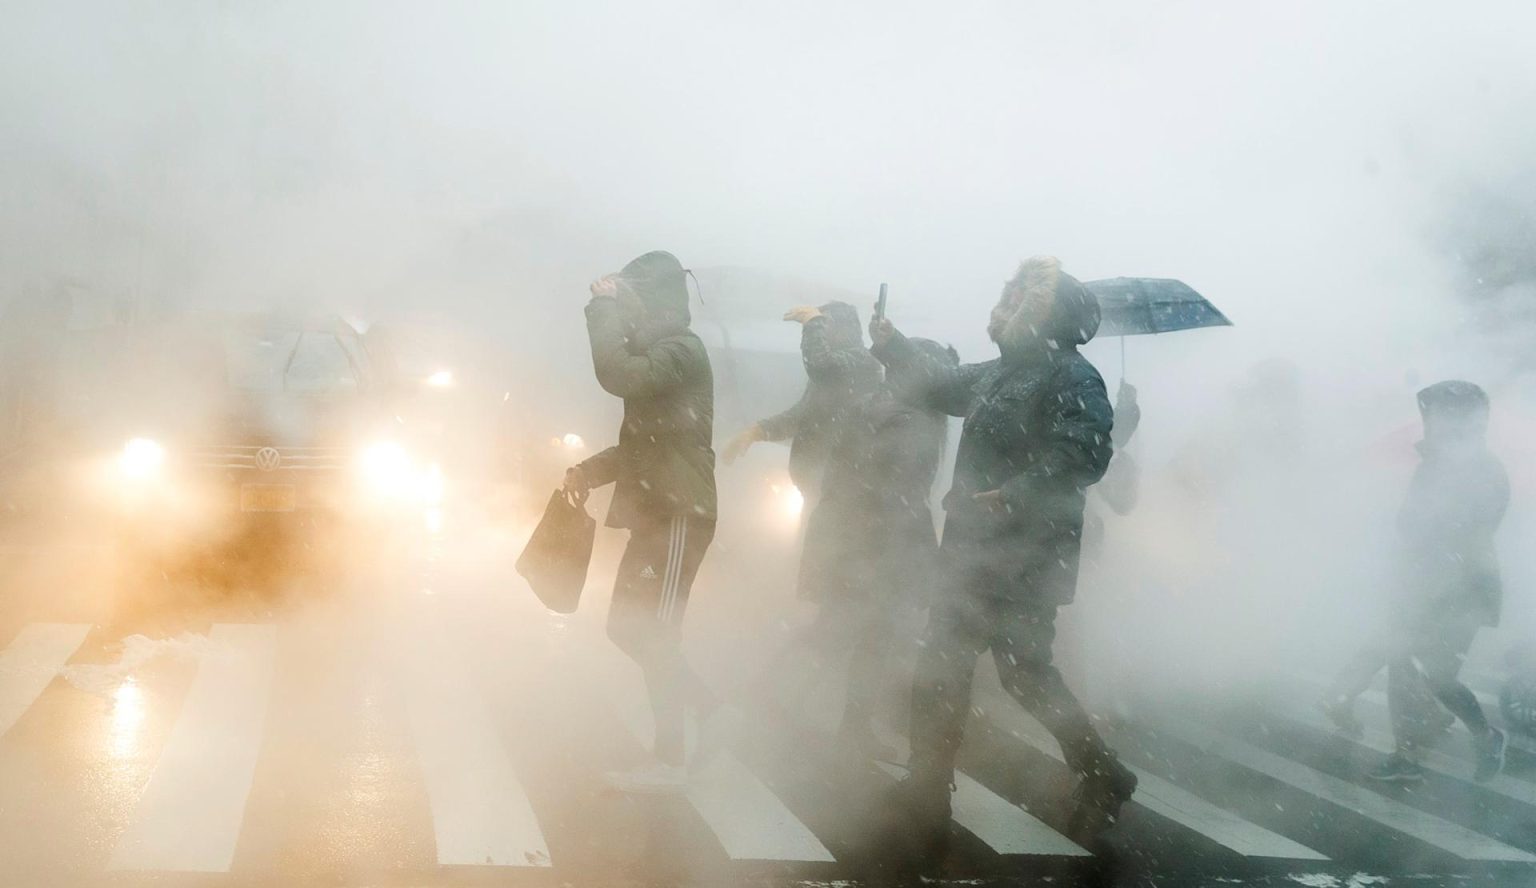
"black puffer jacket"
579,251,717,528
758,301,884,493
1397,380,1508,627
875,260,1113,605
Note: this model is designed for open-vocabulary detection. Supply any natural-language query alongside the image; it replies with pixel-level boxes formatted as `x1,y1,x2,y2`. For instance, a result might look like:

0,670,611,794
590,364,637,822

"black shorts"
609,515,716,640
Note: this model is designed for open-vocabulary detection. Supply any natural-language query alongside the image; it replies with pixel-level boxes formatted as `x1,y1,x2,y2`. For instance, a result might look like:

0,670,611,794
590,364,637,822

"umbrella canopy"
1084,277,1232,337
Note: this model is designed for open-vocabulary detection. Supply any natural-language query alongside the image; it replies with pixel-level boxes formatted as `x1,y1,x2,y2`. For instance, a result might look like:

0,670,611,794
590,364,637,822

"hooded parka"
875,257,1113,605
578,251,717,529
758,301,885,493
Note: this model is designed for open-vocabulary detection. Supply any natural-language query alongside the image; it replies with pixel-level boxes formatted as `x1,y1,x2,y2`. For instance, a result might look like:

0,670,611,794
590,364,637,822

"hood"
620,250,691,327
1418,379,1490,445
995,256,1101,353
818,300,864,348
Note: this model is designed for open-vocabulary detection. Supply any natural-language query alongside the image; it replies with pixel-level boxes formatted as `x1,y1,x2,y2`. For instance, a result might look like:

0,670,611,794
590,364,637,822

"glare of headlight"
425,369,454,388
770,482,805,524
562,433,586,450
119,438,165,479
359,441,411,493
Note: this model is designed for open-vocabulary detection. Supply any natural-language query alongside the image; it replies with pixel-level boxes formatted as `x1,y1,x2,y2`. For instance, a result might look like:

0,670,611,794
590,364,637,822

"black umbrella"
1084,277,1232,381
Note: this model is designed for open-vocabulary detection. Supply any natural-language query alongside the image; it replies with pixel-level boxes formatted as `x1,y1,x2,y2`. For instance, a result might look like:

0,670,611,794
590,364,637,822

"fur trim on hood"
996,256,1101,352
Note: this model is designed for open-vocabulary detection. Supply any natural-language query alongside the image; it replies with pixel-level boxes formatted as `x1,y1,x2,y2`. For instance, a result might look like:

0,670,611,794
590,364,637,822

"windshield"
224,329,361,395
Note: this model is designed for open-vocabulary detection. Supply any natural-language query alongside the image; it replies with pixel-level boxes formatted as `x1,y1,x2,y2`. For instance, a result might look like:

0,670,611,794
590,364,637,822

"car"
91,312,443,584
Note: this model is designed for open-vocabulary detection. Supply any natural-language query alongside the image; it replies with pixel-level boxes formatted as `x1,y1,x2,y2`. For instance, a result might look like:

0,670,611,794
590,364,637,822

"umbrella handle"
1119,336,1126,385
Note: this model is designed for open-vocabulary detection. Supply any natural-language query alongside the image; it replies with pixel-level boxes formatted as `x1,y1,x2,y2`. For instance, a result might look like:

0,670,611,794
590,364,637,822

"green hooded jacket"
578,251,718,528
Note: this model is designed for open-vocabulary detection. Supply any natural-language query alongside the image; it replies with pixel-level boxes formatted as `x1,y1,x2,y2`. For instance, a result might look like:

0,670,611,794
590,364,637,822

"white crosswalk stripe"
1285,697,1536,808
612,703,835,862
984,702,1327,860
0,623,89,738
871,723,1089,857
1166,722,1536,863
397,616,552,867
111,624,278,872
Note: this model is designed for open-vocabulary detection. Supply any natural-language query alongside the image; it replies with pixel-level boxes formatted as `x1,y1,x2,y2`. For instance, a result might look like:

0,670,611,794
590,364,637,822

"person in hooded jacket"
1324,381,1510,784
869,256,1137,853
722,301,884,499
793,337,956,754
565,250,719,795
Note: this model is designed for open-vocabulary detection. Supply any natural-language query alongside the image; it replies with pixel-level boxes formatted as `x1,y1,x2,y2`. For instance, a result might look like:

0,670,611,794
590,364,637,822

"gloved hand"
783,305,823,324
722,424,765,465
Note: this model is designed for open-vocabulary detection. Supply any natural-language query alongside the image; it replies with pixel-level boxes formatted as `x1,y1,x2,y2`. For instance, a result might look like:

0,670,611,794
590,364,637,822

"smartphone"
875,283,888,321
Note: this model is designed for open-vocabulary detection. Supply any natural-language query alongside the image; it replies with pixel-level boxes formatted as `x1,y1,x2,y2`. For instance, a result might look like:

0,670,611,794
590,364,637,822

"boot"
1067,758,1138,843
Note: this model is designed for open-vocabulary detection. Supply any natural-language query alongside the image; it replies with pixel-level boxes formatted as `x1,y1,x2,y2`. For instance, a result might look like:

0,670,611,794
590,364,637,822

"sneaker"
604,762,690,795
1319,697,1364,740
1474,728,1507,783
1367,754,1425,784
1067,760,1138,843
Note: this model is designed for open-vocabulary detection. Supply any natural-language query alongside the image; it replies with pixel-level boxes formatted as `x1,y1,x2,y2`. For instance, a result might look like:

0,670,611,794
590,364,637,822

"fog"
3,1,1536,881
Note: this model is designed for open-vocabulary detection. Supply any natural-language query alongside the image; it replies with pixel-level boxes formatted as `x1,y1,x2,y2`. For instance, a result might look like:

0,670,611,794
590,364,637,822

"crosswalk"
1,619,1535,880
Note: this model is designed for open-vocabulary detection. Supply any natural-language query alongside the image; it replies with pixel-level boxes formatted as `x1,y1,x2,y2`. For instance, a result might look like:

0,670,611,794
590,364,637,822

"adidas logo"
640,565,658,580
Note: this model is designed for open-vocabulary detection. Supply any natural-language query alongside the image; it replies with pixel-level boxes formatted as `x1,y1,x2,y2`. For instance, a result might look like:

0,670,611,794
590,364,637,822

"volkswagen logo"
254,447,283,472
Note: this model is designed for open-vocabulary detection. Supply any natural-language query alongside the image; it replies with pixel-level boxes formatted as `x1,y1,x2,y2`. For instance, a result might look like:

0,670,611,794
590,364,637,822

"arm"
585,297,692,399
757,389,809,442
997,365,1114,512
871,330,983,418
575,445,622,489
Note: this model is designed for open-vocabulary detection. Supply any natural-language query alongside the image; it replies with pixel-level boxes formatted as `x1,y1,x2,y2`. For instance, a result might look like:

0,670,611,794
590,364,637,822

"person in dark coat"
795,338,955,753
1324,381,1510,784
870,256,1136,853
722,301,884,498
565,250,718,795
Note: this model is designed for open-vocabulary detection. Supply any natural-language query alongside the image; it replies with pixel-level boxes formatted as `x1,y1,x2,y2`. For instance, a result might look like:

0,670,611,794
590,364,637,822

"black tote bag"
515,490,597,614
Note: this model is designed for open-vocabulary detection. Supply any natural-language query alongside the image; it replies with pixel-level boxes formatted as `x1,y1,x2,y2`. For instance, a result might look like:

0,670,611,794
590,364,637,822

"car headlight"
358,442,443,505
119,438,165,480
359,441,411,492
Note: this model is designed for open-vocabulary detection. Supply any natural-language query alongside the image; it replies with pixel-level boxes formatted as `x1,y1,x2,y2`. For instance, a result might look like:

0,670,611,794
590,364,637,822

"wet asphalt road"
0,524,1532,888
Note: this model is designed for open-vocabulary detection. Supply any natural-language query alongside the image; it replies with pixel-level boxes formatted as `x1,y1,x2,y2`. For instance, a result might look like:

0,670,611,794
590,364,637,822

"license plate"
240,484,297,512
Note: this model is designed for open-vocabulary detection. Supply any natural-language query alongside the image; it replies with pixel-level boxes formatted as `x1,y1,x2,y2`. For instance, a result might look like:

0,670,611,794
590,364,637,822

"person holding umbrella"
869,256,1137,856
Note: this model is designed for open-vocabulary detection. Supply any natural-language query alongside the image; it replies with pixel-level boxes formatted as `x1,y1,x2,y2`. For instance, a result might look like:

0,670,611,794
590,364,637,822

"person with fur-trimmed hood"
869,256,1136,855
565,250,719,795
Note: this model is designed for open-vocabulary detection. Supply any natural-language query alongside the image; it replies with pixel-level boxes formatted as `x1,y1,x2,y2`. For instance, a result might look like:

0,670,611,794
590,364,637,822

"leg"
992,599,1136,840
990,601,1119,780
907,586,991,786
1416,617,1489,738
840,605,895,746
1417,625,1507,781
1324,643,1390,707
607,516,716,766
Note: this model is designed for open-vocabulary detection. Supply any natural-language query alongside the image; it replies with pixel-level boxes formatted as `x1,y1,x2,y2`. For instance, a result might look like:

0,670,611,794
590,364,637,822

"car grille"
186,445,349,472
